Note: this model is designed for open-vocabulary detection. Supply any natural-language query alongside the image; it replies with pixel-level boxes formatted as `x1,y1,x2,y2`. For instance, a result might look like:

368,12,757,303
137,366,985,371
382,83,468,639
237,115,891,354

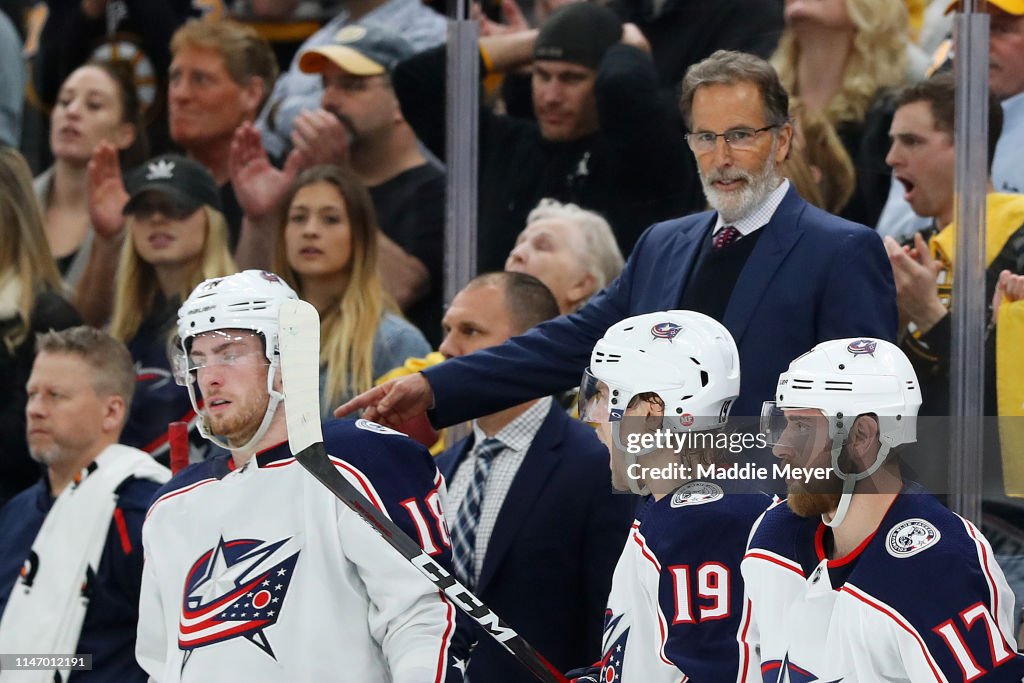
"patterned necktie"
450,438,504,588
713,225,741,250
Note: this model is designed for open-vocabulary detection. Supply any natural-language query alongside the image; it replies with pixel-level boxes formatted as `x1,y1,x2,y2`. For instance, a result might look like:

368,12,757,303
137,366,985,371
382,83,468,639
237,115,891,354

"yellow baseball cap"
298,23,413,76
945,0,1024,15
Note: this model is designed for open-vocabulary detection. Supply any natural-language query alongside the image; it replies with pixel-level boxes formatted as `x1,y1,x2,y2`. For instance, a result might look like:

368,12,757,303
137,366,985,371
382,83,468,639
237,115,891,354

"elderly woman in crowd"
505,199,624,314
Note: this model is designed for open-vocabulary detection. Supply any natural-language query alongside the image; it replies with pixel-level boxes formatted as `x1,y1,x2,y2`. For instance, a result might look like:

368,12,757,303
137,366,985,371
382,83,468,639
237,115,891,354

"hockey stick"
278,299,569,683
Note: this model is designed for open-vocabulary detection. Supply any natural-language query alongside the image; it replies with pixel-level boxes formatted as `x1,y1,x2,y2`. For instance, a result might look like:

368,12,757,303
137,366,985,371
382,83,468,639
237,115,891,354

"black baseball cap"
298,22,414,76
534,2,623,70
124,154,222,214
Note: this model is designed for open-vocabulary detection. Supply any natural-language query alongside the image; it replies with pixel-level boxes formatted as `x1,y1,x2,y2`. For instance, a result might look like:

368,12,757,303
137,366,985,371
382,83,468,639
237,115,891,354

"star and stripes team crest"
598,613,631,682
761,655,843,682
178,536,301,668
599,626,629,682
651,322,684,341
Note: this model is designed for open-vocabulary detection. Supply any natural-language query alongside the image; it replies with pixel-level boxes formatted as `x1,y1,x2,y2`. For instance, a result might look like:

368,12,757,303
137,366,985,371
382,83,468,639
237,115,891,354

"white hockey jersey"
742,482,1024,682
599,481,771,683
137,419,464,683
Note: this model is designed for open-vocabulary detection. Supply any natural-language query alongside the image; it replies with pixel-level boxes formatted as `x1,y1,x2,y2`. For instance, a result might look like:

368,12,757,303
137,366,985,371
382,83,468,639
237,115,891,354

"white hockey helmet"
761,337,922,527
177,269,298,363
175,270,299,453
580,310,740,432
580,311,740,495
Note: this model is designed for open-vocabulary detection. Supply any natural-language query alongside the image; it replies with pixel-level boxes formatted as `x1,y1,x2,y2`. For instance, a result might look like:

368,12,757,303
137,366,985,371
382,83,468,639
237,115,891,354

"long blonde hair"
109,205,236,341
772,0,908,126
784,99,856,214
273,165,397,405
0,148,64,352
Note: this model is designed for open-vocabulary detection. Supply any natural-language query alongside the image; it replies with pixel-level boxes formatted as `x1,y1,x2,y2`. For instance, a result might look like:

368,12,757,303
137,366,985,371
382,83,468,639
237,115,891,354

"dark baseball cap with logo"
298,22,414,76
124,154,222,214
534,2,623,70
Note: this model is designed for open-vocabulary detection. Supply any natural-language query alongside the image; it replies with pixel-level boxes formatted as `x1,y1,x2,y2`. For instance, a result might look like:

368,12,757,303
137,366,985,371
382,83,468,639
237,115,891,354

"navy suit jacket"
437,402,635,682
426,186,897,425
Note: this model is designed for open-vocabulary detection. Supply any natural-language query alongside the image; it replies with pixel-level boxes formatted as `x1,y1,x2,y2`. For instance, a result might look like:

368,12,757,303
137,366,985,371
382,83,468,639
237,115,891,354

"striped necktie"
450,438,504,588
713,225,741,250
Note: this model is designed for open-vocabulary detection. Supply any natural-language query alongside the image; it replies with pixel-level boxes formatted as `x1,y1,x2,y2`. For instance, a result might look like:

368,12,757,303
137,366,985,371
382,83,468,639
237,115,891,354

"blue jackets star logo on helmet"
846,339,877,356
650,322,684,341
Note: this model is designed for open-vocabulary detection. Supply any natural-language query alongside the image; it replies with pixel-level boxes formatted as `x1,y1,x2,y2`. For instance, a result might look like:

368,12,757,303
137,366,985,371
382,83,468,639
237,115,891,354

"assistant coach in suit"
337,50,898,432
435,272,633,682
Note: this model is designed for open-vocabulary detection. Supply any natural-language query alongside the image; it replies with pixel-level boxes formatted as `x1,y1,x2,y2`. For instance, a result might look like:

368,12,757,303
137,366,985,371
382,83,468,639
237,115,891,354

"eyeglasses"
685,125,780,154
125,197,198,221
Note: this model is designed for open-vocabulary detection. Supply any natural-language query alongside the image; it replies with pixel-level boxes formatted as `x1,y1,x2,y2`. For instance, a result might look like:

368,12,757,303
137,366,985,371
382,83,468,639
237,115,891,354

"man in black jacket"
393,2,703,272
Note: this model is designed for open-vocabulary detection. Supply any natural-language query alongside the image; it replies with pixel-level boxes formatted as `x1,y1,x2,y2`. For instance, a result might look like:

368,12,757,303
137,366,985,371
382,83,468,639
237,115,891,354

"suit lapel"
723,186,808,343
476,404,566,593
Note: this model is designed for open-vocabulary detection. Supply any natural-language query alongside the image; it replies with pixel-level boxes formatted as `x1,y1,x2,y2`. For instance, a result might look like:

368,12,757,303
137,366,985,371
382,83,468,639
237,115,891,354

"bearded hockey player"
570,311,771,682
136,270,463,682
744,338,1024,681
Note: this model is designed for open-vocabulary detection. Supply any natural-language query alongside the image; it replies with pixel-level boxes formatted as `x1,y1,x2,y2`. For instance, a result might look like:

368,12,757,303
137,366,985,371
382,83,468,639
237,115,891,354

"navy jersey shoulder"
321,418,447,546
851,488,1024,678
149,453,233,508
644,481,772,562
115,476,164,514
748,498,817,556
322,418,440,491
853,489,1014,624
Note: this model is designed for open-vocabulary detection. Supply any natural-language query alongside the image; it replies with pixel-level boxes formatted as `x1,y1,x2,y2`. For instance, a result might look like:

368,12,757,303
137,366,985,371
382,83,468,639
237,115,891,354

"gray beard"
700,146,782,224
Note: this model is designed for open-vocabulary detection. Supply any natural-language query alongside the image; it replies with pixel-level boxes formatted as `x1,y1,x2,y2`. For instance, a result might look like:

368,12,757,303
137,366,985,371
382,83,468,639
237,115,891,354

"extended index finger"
334,384,388,418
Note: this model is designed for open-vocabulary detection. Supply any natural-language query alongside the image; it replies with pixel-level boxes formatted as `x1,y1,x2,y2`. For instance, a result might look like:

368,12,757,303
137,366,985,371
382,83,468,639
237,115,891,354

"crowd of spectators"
1,0,1024,678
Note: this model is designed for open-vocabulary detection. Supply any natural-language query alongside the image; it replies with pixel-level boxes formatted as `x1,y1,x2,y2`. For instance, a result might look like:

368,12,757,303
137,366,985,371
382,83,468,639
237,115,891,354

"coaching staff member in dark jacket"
338,50,898,433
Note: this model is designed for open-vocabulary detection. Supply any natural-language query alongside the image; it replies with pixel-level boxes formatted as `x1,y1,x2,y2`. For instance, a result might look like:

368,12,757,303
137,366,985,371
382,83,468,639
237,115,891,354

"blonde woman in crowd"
0,147,80,504
34,61,146,293
505,199,624,315
772,0,925,224
272,165,430,421
107,154,236,463
782,99,856,215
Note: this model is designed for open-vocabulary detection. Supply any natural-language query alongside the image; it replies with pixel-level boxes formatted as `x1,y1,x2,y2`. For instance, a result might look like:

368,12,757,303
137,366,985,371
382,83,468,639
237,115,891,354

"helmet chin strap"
611,421,654,496
823,431,892,529
189,363,286,457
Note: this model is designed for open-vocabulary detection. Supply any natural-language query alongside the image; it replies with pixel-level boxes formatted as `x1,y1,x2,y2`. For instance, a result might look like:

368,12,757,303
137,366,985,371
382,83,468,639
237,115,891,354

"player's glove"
564,665,601,682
